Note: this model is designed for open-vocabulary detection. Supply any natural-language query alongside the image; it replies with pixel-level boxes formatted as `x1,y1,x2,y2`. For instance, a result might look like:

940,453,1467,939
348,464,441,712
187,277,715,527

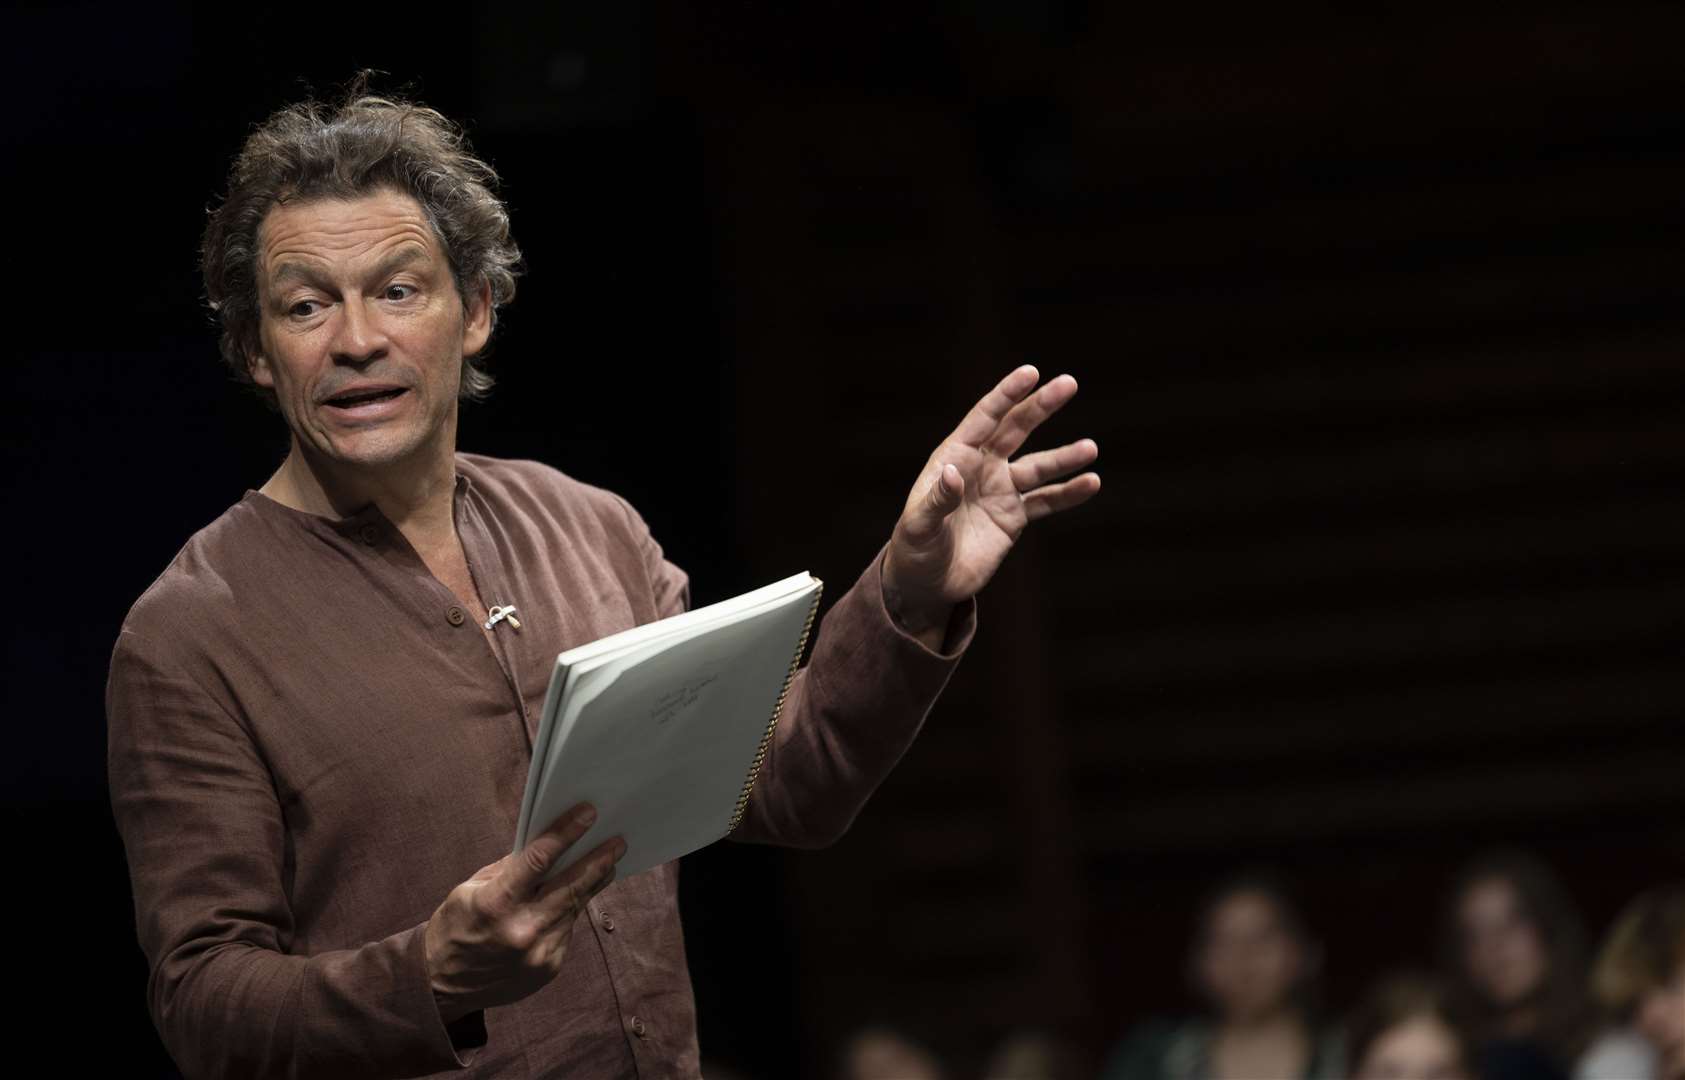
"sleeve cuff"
401,921,488,1066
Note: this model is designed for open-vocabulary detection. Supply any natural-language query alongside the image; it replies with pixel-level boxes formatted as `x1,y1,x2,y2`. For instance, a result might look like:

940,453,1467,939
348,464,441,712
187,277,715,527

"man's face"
251,188,490,474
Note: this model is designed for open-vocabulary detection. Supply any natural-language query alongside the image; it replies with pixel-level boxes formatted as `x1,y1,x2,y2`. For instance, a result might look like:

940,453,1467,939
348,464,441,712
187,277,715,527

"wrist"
881,539,959,652
423,918,469,1025
881,582,952,655
884,588,950,637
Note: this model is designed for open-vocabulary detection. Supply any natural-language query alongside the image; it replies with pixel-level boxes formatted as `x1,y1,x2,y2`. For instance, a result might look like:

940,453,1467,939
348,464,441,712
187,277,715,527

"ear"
247,347,275,389
462,278,493,358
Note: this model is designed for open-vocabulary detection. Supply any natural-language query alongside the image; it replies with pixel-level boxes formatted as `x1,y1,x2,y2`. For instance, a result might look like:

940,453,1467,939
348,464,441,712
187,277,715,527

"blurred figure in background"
1580,883,1685,1080
982,1027,1084,1080
836,1023,945,1080
1346,974,1476,1080
1101,871,1344,1080
1440,852,1596,1080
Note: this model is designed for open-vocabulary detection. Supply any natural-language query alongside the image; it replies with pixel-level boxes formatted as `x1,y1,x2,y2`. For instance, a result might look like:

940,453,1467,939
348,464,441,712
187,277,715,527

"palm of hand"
909,441,1027,603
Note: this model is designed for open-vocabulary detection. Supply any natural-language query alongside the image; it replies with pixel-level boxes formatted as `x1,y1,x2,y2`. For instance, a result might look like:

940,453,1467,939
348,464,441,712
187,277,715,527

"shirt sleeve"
728,542,976,848
106,630,487,1080
614,494,975,849
610,491,691,622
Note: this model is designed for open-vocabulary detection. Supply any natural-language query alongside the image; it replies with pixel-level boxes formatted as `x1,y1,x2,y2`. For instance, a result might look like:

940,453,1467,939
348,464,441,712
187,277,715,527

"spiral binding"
727,578,824,834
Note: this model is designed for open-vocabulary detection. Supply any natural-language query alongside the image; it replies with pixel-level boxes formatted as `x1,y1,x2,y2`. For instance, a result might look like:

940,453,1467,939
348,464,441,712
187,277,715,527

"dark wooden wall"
661,4,1685,1074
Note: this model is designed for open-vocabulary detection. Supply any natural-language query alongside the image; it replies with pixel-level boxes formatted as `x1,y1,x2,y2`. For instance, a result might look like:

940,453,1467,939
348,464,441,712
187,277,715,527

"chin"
355,445,430,471
321,430,432,470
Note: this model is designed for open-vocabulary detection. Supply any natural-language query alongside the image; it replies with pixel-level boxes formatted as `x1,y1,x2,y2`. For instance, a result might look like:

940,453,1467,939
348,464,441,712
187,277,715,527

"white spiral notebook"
513,571,824,880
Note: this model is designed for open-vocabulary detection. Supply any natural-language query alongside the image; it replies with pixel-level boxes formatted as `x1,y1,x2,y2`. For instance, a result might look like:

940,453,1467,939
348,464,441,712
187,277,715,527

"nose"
328,295,390,365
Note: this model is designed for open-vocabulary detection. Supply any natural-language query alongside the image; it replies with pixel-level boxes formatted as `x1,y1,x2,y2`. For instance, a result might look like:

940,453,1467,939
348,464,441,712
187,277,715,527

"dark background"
6,2,1685,1077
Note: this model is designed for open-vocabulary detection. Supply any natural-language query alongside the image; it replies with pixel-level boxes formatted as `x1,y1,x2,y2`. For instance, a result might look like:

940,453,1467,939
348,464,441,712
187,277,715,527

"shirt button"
357,523,379,545
445,605,466,627
630,1017,647,1038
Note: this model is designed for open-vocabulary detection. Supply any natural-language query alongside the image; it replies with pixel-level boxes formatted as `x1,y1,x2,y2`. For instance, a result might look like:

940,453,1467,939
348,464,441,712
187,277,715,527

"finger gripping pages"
522,839,557,878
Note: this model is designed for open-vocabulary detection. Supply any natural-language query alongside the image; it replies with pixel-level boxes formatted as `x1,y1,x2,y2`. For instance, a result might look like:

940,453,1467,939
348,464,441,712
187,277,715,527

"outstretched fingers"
984,373,1079,459
951,365,1043,448
1022,472,1102,522
1009,438,1098,495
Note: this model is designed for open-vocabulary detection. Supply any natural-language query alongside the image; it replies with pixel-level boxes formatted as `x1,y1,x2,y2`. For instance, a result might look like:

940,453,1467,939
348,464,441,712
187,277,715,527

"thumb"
916,463,962,528
934,462,963,504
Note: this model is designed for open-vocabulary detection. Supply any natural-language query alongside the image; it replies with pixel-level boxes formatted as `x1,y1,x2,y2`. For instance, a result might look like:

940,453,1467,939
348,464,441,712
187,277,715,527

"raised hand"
423,802,625,1023
882,365,1100,645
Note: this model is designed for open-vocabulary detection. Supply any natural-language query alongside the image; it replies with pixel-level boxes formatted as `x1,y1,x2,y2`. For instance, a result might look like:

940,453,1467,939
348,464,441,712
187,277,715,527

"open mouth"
325,387,407,409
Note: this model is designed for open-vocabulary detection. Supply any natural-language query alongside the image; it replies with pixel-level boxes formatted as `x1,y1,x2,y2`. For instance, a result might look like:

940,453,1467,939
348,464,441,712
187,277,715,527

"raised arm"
750,366,1097,843
632,366,1099,849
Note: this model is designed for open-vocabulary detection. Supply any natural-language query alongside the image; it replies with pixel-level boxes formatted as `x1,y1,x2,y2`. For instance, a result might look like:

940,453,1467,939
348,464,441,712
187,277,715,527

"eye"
383,284,416,301
288,299,320,318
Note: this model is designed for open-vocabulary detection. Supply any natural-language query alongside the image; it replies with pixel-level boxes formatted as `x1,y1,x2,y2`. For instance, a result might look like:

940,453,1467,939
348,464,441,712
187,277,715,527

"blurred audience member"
1101,871,1343,1080
837,1023,945,1080
983,1027,1084,1080
1580,883,1685,1080
1347,974,1476,1080
1440,852,1596,1080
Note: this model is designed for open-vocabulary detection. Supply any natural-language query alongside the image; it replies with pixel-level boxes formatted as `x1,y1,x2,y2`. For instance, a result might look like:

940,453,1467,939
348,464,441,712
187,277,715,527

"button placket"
453,486,531,744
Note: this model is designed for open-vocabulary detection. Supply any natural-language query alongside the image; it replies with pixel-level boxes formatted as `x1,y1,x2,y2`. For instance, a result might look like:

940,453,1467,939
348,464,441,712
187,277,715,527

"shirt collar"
241,458,475,544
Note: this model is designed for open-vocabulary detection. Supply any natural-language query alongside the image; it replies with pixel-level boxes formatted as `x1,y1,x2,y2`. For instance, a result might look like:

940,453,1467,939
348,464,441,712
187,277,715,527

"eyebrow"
266,245,431,293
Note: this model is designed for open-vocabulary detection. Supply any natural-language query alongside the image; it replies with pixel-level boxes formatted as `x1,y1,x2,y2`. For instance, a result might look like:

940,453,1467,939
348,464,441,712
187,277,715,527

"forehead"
1460,877,1522,920
1208,890,1284,934
257,188,442,277
1371,1016,1459,1063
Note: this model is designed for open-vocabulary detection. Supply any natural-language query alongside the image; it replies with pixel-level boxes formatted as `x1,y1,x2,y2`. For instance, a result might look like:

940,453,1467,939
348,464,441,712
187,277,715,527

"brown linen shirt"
106,451,974,1080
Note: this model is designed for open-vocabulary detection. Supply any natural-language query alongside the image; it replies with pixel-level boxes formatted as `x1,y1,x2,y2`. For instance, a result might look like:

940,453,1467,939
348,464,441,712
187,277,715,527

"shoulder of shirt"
113,493,289,660
1309,1025,1348,1079
455,451,653,539
1575,1027,1657,1077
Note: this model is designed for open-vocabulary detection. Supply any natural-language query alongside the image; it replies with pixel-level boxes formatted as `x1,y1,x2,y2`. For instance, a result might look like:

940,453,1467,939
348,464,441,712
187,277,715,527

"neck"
261,439,459,545
1221,1007,1305,1040
1496,1004,1541,1038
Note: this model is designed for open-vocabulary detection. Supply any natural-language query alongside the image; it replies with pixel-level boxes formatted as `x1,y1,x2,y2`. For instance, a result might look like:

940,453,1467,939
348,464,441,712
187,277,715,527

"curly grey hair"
200,76,521,404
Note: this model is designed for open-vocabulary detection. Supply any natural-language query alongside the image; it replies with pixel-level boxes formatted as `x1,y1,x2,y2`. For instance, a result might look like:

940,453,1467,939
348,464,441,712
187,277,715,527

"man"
107,83,1100,1079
